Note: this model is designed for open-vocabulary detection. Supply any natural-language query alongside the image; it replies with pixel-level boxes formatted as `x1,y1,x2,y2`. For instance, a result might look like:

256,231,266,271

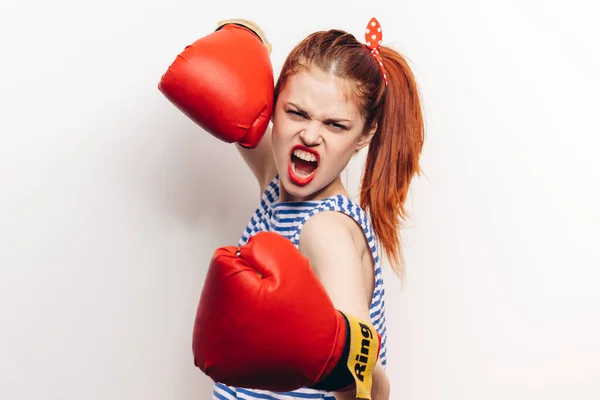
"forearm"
235,125,277,192
334,363,390,400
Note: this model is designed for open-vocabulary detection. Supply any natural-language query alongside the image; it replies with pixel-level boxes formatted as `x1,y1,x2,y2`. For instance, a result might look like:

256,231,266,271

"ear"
356,122,378,151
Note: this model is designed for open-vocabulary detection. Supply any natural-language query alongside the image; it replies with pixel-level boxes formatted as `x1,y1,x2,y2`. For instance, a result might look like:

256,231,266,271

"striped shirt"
212,175,388,400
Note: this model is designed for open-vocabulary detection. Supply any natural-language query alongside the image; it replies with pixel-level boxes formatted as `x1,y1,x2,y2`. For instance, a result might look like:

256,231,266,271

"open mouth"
288,145,319,186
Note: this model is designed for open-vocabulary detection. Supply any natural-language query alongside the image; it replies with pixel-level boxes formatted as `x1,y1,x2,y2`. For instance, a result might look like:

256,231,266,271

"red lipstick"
288,144,320,186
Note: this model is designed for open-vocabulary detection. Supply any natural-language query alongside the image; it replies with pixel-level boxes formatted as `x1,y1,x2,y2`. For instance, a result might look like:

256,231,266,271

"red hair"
274,29,425,278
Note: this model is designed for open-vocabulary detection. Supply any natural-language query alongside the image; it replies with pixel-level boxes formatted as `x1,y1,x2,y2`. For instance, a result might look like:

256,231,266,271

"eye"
327,122,349,131
286,110,308,119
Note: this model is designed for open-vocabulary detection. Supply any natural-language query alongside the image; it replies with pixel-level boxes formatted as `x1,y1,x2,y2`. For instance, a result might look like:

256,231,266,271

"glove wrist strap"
310,311,380,400
215,18,272,54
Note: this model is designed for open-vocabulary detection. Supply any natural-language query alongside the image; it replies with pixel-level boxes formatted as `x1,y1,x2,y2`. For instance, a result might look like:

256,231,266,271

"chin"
280,174,317,201
281,170,338,202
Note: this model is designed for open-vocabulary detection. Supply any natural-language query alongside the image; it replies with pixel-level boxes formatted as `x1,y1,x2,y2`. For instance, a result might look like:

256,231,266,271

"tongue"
294,157,316,174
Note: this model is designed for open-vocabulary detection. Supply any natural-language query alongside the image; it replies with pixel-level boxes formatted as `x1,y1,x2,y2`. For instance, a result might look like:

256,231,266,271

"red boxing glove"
193,232,381,400
158,19,274,148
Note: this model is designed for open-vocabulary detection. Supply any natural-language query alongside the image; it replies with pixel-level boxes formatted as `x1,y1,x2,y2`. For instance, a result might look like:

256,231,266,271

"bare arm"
299,212,391,400
236,124,278,194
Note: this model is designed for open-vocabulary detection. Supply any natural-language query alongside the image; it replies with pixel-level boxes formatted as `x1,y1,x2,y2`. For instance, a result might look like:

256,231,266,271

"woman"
211,17,425,400
159,15,424,400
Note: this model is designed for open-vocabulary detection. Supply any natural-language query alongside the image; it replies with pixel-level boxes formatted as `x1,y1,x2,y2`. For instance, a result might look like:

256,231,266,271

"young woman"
218,19,424,400
159,16,424,400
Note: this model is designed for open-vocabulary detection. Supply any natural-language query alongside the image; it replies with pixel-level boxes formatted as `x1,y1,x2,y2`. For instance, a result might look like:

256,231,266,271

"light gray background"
1,0,599,399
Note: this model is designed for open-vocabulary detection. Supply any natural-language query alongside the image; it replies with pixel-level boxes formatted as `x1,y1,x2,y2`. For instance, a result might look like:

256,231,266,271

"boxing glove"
192,231,381,400
158,19,274,148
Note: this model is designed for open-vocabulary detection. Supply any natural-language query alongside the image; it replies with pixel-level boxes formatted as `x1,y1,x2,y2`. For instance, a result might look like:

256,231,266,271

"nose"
299,123,322,146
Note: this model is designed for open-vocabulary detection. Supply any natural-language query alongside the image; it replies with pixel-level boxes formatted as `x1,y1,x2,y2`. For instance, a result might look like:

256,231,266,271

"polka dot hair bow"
365,17,388,85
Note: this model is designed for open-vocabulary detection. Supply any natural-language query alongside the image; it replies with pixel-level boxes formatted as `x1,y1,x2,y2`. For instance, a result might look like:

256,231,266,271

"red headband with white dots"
365,17,388,86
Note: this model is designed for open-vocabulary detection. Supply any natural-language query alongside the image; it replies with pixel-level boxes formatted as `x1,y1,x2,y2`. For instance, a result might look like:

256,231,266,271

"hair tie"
364,17,388,86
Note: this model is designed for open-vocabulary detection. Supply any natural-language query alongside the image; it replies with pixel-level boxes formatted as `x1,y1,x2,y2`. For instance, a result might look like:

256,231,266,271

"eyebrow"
287,102,352,123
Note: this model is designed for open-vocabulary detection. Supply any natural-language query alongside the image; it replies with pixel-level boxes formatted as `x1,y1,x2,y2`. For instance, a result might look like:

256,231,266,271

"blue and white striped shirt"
212,175,388,400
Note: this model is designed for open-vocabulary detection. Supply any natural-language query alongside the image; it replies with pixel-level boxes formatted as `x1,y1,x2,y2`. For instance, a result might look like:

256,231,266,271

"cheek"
271,123,293,162
270,115,284,143
319,142,352,175
328,136,361,159
272,116,298,146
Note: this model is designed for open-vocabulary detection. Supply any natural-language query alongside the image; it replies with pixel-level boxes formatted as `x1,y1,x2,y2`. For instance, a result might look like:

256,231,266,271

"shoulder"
300,209,365,255
298,209,374,320
299,198,374,260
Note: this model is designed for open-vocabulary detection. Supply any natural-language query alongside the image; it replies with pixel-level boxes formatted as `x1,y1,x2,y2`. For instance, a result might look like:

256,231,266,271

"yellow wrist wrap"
340,311,380,400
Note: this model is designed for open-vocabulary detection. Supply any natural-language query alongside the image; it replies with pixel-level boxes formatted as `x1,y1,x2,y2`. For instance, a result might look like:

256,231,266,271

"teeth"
293,149,317,163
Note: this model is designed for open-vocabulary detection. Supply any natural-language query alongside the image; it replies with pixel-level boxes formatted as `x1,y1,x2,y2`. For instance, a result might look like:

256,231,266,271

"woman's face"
271,67,376,202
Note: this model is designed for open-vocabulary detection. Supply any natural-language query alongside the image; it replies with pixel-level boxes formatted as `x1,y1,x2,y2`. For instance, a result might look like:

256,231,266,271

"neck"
279,175,350,202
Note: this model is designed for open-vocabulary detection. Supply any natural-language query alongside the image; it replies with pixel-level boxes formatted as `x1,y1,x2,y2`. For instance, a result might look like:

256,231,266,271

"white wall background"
1,0,599,399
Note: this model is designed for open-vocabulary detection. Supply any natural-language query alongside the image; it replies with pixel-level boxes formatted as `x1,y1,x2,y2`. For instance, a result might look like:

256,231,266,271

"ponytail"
359,47,425,279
